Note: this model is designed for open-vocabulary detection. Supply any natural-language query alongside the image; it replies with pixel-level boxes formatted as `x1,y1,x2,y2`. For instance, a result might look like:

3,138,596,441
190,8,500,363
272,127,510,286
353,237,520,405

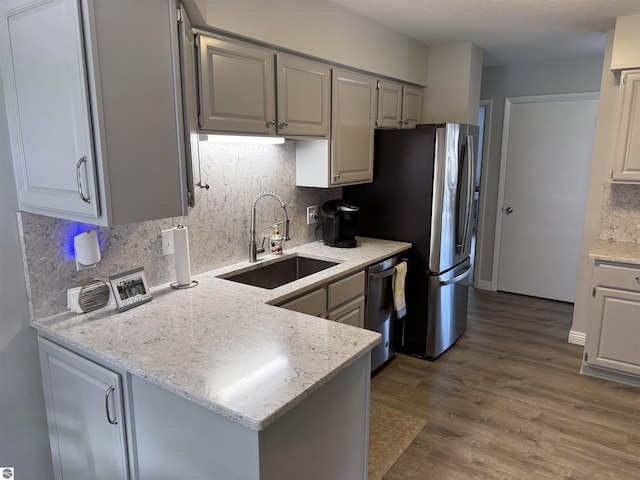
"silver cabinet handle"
279,121,288,129
266,119,275,128
76,156,91,204
505,206,514,215
105,385,118,425
334,173,340,180
636,275,640,284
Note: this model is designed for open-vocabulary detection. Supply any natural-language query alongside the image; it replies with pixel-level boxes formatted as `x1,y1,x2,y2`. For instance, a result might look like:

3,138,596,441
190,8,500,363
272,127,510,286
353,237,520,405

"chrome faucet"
249,192,290,262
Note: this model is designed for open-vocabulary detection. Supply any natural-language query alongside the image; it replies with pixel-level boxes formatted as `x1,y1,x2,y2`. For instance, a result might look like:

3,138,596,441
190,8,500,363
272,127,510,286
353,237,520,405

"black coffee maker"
320,200,359,248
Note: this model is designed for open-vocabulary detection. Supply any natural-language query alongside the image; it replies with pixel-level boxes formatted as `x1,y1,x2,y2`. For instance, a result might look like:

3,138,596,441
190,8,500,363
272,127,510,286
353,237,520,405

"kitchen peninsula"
32,237,411,479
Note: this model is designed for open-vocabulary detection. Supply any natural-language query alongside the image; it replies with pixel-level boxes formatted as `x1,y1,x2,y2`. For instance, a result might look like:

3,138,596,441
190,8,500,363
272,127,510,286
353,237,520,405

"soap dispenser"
270,225,283,255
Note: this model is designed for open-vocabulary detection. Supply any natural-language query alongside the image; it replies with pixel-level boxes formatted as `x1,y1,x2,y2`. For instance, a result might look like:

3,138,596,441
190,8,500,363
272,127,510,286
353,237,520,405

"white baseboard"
474,280,493,291
568,330,586,346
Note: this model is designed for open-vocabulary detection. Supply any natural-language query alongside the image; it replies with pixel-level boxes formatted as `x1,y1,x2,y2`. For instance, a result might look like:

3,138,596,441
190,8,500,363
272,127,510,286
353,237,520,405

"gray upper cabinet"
178,6,207,206
401,85,424,129
611,70,640,183
197,34,330,138
276,54,331,137
331,69,377,185
197,33,276,135
295,69,377,187
0,0,197,226
376,80,423,129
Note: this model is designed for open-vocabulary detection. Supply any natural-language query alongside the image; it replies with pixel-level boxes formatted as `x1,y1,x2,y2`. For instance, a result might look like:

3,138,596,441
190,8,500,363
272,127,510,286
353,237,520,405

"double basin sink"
217,254,340,290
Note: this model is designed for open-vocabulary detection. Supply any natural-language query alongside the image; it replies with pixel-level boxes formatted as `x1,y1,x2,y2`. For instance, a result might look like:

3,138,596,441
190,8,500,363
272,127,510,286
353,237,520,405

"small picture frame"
109,267,152,312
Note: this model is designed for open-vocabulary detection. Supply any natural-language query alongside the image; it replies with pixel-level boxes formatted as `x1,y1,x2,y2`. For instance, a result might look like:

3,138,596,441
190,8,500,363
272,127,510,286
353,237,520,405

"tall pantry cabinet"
0,0,202,226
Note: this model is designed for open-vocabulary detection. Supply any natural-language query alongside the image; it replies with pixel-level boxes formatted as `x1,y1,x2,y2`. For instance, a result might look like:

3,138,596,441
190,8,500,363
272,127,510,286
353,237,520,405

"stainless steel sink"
218,255,340,289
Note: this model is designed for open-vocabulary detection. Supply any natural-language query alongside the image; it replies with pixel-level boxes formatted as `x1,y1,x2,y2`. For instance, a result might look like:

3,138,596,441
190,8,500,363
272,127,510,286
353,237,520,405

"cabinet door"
328,295,365,328
401,86,423,129
331,70,377,185
376,80,403,128
178,6,206,207
38,337,128,480
277,54,330,137
611,70,640,183
198,34,276,135
0,0,99,219
586,287,640,376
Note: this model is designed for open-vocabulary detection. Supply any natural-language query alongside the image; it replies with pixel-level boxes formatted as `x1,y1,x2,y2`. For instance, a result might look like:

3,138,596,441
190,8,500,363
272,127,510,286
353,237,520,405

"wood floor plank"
371,288,640,479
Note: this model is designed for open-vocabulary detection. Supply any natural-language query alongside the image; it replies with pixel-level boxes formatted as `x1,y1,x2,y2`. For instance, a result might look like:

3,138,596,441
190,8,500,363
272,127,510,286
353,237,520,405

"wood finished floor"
371,288,640,479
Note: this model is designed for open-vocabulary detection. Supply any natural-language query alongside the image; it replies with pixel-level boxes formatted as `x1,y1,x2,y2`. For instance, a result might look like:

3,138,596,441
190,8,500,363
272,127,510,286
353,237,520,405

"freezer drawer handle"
440,265,471,286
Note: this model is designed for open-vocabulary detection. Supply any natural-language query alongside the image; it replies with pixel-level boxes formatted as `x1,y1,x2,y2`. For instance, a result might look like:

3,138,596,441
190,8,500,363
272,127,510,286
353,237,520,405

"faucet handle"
283,219,291,241
256,236,266,254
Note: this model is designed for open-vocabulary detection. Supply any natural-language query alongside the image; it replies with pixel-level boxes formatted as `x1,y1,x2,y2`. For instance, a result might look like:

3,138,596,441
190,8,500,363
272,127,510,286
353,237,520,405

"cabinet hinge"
621,73,627,85
610,169,614,179
177,6,183,22
376,81,380,90
592,287,596,297
584,352,589,362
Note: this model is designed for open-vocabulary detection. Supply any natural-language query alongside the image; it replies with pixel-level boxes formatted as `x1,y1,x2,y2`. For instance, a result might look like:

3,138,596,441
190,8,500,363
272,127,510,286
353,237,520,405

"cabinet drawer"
597,263,640,291
280,288,327,317
328,271,365,310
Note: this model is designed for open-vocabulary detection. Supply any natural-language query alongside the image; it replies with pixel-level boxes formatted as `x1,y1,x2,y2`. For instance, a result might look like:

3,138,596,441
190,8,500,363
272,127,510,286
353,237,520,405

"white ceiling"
326,0,640,66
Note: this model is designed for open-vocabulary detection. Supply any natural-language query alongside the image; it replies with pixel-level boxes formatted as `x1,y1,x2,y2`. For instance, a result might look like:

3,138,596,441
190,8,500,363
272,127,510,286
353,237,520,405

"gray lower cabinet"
38,335,371,480
280,270,366,328
582,262,640,385
0,0,199,226
38,337,129,480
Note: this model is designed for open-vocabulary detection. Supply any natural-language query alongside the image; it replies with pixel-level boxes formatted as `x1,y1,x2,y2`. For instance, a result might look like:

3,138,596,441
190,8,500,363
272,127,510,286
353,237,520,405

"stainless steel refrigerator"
344,123,478,359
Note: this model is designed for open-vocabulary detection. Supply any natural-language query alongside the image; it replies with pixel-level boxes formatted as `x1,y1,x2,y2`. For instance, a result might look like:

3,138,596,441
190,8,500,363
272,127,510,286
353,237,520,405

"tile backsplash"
598,182,640,243
19,140,339,319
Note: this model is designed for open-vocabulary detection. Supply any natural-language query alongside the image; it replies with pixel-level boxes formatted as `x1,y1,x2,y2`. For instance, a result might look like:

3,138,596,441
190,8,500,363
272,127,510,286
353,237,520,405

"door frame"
473,99,493,290
491,92,599,291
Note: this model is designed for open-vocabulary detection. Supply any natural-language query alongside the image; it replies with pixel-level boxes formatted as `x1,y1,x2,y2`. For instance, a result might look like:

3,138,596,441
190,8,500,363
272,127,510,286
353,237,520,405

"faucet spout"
249,192,290,262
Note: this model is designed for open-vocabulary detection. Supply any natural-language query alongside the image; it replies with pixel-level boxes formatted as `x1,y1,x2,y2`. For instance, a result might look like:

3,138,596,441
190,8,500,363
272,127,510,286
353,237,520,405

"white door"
494,94,598,303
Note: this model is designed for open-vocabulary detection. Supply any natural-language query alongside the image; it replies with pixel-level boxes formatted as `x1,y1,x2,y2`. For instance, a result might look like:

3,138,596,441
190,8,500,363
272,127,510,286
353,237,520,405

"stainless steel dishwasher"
366,255,408,372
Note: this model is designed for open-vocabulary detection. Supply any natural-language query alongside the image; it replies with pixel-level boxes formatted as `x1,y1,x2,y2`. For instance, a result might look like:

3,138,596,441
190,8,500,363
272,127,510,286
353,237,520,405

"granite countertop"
31,237,411,431
589,239,640,266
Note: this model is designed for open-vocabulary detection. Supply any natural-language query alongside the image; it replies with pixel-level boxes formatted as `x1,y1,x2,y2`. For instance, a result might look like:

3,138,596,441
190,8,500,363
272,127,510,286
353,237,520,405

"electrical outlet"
306,205,319,225
161,229,174,255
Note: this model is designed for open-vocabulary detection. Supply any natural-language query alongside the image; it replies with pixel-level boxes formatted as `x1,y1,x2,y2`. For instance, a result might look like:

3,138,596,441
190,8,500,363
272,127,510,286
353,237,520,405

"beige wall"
422,42,483,124
197,0,429,86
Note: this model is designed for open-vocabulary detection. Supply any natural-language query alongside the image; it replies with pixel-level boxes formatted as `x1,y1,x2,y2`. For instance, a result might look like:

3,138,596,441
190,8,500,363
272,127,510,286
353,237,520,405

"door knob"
505,206,513,215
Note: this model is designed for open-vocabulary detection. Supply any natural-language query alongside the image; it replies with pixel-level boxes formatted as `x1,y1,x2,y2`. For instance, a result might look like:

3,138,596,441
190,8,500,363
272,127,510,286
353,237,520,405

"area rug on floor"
368,400,428,480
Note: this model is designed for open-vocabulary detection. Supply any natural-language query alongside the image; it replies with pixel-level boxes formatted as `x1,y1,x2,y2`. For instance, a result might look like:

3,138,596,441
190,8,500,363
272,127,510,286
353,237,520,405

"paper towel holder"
74,230,101,271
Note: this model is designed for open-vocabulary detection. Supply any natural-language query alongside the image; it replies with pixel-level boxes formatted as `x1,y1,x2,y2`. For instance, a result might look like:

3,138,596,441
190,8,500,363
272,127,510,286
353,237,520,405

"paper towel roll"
173,225,192,286
74,230,101,266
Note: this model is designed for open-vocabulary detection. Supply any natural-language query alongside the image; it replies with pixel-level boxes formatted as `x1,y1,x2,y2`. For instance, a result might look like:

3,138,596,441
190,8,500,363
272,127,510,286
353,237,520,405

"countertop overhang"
589,239,640,265
31,237,411,430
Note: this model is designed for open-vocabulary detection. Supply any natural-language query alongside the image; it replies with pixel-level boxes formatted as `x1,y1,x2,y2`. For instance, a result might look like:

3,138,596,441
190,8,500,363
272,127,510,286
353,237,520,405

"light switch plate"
161,229,174,255
307,205,318,225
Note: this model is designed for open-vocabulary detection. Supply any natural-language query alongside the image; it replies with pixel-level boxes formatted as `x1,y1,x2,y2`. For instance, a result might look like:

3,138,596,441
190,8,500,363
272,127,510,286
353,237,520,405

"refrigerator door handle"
460,134,475,252
455,135,474,252
440,265,472,286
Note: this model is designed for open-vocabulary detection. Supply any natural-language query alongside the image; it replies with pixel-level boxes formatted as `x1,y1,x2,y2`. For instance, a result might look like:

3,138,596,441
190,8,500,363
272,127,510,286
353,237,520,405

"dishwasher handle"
368,258,409,280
